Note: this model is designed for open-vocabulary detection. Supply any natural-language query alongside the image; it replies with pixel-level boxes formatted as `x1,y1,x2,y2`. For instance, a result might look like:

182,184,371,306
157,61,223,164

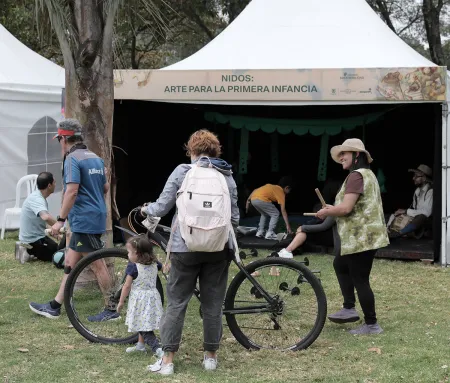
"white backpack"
174,158,239,258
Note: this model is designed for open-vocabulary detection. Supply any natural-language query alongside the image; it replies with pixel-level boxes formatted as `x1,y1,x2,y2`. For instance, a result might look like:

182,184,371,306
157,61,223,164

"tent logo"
340,72,364,80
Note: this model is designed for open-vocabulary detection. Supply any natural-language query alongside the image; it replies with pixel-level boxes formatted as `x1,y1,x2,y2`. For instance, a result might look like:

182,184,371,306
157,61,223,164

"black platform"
238,234,434,261
375,238,434,261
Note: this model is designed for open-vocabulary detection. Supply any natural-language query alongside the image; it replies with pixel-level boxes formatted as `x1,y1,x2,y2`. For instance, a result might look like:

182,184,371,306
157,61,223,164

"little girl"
117,235,164,357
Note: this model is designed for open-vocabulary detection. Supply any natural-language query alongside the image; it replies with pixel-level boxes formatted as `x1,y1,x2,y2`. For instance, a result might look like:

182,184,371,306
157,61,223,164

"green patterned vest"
335,168,389,255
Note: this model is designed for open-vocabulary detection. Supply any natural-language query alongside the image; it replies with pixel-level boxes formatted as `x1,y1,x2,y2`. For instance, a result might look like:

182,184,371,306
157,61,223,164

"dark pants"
140,331,160,352
400,214,428,236
27,237,58,262
160,251,230,353
333,250,377,325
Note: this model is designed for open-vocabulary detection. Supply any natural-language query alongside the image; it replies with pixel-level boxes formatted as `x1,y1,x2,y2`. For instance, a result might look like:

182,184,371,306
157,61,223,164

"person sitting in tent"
387,164,433,239
277,179,342,258
246,176,293,240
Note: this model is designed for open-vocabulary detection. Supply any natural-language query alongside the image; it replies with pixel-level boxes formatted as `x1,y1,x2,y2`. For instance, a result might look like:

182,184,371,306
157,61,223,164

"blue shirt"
64,148,107,234
19,190,48,243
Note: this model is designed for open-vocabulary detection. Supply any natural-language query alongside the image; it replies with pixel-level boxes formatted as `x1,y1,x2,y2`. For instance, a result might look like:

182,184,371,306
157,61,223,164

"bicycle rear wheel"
64,247,164,344
224,258,327,351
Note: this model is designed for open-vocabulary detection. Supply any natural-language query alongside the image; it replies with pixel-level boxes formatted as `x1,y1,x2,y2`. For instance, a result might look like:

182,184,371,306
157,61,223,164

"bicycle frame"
116,224,276,314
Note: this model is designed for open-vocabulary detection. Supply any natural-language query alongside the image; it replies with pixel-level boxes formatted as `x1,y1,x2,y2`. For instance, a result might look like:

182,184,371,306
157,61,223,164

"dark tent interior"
112,100,442,260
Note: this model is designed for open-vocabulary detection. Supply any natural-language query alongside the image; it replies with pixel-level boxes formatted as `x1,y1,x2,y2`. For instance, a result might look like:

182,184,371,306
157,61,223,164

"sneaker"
256,230,266,238
126,343,146,353
87,309,120,322
203,354,218,371
29,302,61,319
349,323,383,335
265,231,278,240
278,248,293,259
147,358,174,375
328,308,360,323
154,348,164,358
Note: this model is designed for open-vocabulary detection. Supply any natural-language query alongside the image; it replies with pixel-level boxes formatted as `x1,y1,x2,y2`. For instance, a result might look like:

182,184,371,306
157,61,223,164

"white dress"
125,263,163,332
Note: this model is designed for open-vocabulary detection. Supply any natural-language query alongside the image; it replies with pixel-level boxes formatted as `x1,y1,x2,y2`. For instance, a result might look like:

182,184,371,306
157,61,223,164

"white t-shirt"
19,190,48,243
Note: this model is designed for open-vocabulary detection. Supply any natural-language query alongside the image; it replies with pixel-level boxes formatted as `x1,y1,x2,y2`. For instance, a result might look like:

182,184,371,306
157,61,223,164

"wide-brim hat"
330,138,373,164
408,164,432,179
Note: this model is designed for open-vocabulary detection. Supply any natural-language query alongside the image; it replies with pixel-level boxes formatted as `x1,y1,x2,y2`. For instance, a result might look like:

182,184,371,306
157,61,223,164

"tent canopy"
0,24,64,101
114,0,445,104
0,24,64,229
162,0,436,71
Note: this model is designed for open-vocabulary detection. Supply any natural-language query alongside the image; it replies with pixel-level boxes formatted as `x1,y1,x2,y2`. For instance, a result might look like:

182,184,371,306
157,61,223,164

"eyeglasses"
57,136,63,143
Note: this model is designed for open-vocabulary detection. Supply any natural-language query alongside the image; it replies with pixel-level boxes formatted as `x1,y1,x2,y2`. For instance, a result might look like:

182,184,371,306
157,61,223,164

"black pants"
27,237,58,262
333,250,377,325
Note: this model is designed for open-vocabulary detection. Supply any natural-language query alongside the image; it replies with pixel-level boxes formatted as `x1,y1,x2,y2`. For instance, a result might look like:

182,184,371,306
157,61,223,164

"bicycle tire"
64,247,164,344
224,258,327,351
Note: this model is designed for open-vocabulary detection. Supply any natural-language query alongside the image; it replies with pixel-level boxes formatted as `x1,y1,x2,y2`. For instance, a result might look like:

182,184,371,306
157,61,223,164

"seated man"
246,176,293,240
278,216,336,258
387,164,433,238
19,172,57,261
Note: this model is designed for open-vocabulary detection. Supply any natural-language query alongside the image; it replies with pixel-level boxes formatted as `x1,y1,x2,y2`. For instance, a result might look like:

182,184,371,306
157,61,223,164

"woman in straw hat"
316,138,389,335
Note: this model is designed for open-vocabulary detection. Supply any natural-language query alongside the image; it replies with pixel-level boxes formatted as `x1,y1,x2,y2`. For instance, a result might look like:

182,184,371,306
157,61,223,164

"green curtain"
205,110,387,181
239,129,249,175
318,134,329,182
204,111,386,136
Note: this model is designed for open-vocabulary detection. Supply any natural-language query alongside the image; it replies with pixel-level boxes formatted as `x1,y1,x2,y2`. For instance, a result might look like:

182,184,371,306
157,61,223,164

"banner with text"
113,67,447,102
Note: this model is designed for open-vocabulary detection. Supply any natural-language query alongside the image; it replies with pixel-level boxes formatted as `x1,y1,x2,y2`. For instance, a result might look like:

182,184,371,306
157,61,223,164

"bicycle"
63,207,327,351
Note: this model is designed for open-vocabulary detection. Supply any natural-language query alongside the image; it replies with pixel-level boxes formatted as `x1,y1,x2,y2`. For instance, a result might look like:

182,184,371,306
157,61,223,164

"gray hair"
57,118,83,133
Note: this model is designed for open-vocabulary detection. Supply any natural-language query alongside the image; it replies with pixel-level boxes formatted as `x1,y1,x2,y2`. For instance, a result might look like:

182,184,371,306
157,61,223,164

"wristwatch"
57,215,66,222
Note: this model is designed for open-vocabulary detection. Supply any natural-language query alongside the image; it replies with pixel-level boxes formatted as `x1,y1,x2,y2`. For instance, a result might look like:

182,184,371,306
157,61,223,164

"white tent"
113,0,449,265
162,0,436,70
0,24,65,230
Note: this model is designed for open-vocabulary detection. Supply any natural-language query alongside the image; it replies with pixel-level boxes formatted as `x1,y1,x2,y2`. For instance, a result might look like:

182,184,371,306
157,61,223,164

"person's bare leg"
54,248,82,304
89,256,114,306
163,351,175,364
286,232,307,253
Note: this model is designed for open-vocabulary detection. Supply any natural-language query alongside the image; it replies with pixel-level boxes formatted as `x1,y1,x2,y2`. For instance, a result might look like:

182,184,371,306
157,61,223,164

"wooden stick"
315,188,327,207
303,213,317,216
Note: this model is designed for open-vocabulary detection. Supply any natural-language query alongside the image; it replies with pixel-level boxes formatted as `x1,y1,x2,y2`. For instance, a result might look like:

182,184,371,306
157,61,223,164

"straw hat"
330,138,373,164
408,164,432,179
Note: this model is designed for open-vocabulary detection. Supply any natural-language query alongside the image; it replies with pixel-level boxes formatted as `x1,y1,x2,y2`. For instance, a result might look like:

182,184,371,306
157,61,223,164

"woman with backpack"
143,129,239,375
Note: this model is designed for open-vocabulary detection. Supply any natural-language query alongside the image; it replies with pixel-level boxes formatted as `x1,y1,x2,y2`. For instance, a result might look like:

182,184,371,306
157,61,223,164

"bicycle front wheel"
64,247,164,344
224,258,327,351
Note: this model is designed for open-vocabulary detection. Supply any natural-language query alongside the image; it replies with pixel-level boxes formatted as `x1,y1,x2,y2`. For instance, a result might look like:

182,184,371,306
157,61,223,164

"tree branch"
375,0,397,33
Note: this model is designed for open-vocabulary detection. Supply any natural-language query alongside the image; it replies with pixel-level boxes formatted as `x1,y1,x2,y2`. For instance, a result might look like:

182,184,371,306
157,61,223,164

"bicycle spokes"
225,259,326,351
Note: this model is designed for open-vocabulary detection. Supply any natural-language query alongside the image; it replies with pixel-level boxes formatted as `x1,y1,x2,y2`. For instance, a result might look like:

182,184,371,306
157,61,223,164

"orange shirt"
250,184,285,205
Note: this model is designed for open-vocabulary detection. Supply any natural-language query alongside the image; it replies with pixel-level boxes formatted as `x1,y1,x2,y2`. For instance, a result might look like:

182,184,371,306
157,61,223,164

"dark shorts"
69,232,104,253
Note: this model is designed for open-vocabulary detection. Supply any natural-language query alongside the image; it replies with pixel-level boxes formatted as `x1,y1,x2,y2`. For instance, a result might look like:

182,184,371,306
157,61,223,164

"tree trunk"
422,0,446,66
56,0,121,246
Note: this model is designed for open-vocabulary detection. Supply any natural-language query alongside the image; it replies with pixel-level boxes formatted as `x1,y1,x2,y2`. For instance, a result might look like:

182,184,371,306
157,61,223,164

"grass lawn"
1,231,450,382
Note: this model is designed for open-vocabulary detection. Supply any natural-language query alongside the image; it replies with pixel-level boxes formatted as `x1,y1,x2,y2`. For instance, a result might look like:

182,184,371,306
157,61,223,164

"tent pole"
441,103,448,267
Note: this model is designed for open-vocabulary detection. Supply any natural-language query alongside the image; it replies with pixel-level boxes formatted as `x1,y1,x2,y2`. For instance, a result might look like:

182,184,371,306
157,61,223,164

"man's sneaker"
87,309,120,322
349,323,383,335
126,343,146,353
203,354,218,371
278,248,293,259
328,308,360,324
265,231,278,240
147,358,174,375
256,230,265,238
155,348,164,358
29,302,61,319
